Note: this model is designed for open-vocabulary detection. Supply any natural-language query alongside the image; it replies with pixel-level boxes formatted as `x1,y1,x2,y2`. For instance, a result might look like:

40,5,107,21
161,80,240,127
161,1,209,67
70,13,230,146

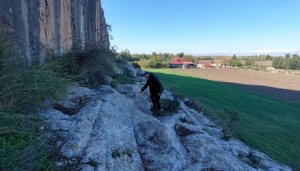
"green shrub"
115,56,128,66
0,78,59,171
229,59,243,67
132,62,141,69
46,45,115,88
115,74,135,84
0,111,55,170
0,67,69,110
0,32,117,170
273,56,300,70
154,99,181,116
138,59,150,68
110,79,119,89
110,65,136,85
148,56,165,68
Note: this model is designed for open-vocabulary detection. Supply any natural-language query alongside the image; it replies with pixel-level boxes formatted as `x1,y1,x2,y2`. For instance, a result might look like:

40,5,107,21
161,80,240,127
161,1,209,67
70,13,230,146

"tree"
229,55,242,67
119,49,132,61
177,52,184,58
138,59,150,68
230,59,242,67
265,55,273,60
285,53,291,59
272,57,286,69
232,54,237,60
183,55,194,62
151,52,157,56
148,56,164,68
289,56,300,69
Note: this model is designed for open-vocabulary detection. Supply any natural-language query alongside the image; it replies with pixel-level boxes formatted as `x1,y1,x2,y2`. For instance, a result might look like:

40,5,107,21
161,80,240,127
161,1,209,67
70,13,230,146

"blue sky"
101,0,300,55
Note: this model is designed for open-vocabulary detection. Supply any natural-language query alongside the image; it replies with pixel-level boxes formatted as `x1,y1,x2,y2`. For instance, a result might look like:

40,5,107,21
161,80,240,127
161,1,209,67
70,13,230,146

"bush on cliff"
46,44,115,88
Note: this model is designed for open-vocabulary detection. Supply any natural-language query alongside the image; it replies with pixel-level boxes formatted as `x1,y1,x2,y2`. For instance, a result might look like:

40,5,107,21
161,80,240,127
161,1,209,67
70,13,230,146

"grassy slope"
146,68,300,169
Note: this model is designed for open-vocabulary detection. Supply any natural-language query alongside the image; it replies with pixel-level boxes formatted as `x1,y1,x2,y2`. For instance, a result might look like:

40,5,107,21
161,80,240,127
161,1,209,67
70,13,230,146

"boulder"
116,84,140,97
60,100,102,158
137,76,147,84
134,92,152,115
80,91,143,171
126,65,138,77
128,69,137,77
43,86,144,170
133,120,187,170
114,65,124,75
50,86,95,115
128,70,137,77
103,75,113,85
161,89,174,101
183,98,190,103
137,69,145,76
180,134,256,171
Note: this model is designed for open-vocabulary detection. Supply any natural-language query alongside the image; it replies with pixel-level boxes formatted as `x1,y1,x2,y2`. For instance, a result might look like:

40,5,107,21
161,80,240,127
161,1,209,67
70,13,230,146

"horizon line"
118,49,300,56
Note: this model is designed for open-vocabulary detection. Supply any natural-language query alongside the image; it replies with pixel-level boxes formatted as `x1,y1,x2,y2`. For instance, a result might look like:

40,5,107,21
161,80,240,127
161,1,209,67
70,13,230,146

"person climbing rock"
140,72,164,113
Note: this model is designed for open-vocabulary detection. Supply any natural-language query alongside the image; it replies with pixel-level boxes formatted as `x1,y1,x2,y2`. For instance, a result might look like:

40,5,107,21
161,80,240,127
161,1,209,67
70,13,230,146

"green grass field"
146,68,300,169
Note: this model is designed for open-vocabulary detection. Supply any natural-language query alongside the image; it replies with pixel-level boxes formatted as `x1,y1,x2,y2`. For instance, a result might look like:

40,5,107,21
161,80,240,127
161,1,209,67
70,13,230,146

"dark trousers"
150,93,161,111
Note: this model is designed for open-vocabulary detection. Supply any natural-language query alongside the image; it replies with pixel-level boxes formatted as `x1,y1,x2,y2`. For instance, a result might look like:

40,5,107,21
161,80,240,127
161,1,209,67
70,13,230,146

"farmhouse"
197,59,213,68
169,58,194,68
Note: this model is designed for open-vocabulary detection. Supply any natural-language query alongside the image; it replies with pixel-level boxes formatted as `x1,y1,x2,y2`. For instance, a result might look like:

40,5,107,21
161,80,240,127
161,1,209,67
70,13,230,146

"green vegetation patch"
45,46,115,88
0,31,118,170
156,99,181,116
146,68,300,169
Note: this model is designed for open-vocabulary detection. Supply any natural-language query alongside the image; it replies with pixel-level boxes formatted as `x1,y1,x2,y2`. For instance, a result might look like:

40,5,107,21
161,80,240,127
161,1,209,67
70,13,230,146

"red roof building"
169,58,194,68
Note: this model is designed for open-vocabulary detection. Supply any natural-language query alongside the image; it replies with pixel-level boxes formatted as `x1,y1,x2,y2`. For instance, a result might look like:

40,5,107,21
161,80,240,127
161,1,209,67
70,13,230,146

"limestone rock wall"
0,0,109,65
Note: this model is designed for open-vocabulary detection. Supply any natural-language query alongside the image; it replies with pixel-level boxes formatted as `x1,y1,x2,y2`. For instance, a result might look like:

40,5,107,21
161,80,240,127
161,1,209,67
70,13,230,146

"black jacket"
141,73,164,94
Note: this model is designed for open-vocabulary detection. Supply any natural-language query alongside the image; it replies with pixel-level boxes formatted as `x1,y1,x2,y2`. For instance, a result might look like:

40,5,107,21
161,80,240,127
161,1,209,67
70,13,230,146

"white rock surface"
42,69,291,171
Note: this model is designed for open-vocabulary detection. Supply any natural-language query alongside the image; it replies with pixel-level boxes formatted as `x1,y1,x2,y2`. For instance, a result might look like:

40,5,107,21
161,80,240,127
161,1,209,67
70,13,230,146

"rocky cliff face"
41,67,291,171
0,0,109,65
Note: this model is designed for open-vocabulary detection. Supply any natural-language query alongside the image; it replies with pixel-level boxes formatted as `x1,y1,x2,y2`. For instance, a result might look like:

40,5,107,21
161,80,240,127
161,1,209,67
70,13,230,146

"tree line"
117,50,212,68
272,54,300,69
117,50,300,70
